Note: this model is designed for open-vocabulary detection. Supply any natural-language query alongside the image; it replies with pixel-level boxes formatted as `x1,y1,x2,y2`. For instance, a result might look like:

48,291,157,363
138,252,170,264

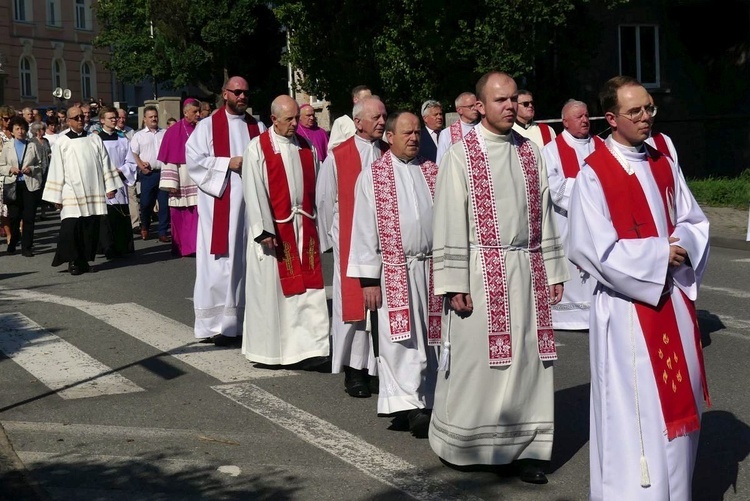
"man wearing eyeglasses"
512,89,556,149
566,76,710,501
186,76,266,347
42,106,122,275
435,92,479,165
541,99,603,331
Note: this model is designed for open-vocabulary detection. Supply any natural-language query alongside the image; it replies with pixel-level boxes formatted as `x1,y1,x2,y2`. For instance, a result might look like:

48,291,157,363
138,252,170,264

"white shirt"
130,127,166,170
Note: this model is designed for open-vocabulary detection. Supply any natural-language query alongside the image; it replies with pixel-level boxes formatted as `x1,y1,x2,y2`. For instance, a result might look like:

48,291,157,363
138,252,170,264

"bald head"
561,99,591,139
223,76,250,115
271,95,300,138
66,106,85,133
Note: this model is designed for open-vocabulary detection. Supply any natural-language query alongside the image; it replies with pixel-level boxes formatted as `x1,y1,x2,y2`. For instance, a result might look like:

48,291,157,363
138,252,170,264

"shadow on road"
551,383,590,473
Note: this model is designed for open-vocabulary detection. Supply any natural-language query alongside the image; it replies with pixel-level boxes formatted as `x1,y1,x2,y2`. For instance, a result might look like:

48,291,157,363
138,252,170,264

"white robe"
435,120,475,166
316,135,382,375
242,128,330,365
566,137,710,501
100,133,137,205
429,124,569,466
327,115,355,153
347,151,438,415
512,121,557,150
186,111,267,340
542,130,598,330
43,133,123,219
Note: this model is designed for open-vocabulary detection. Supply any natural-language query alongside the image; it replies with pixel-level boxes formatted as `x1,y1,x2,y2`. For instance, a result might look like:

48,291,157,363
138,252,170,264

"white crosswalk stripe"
0,312,144,399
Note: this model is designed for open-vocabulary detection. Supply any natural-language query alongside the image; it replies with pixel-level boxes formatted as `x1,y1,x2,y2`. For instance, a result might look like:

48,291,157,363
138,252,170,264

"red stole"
333,136,389,322
586,143,709,440
462,128,556,366
539,123,554,145
556,134,604,178
449,121,463,144
371,153,442,345
258,131,324,296
650,132,672,159
210,108,260,255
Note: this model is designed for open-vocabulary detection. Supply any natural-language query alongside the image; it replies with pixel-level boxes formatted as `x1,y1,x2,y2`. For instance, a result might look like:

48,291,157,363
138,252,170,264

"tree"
94,0,288,110
274,0,626,115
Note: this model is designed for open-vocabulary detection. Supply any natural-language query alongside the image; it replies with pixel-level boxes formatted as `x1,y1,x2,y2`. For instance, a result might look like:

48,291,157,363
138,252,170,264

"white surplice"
435,120,475,166
566,137,710,501
100,133,137,205
186,111,267,340
429,124,569,466
542,130,599,330
242,128,330,365
512,121,557,150
347,151,438,415
327,115,355,153
43,133,123,219
316,135,382,375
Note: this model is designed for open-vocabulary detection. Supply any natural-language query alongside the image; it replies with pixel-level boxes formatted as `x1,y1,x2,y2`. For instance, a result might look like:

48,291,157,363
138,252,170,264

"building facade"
0,0,113,109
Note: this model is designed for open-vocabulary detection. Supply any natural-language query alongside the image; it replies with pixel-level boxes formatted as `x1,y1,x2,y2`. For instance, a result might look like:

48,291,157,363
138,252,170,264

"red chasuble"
556,134,604,178
258,131,324,296
210,108,260,255
539,123,554,145
585,143,710,440
333,136,389,322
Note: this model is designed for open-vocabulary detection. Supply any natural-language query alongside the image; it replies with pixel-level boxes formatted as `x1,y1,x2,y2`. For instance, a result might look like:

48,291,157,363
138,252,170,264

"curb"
710,237,750,252
0,422,51,501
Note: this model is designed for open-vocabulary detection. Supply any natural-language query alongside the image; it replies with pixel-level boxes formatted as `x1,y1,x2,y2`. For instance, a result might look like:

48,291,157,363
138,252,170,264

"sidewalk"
0,205,747,501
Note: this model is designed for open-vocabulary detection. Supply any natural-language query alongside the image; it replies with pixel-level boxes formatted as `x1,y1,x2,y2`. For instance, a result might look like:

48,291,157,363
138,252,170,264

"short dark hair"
385,110,413,133
599,75,642,115
351,85,370,98
143,105,158,115
8,115,29,134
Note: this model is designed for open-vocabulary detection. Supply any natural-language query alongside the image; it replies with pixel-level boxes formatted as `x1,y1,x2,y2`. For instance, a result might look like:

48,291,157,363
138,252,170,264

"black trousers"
6,181,39,252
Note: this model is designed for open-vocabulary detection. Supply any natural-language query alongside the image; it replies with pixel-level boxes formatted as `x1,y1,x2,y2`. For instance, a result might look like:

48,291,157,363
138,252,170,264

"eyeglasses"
617,105,658,122
227,89,250,97
456,104,476,110
0,117,9,121
518,101,535,108
68,115,85,121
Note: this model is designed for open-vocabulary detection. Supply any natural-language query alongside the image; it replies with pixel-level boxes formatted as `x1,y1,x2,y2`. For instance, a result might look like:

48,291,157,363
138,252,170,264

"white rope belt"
383,252,432,267
274,205,316,224
470,243,541,252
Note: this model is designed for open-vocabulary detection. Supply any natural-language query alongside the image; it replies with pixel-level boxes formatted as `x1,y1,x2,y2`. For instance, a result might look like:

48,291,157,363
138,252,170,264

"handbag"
2,178,16,202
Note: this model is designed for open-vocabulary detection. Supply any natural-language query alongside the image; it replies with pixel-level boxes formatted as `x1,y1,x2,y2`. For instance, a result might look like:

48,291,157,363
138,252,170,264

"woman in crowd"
0,105,17,246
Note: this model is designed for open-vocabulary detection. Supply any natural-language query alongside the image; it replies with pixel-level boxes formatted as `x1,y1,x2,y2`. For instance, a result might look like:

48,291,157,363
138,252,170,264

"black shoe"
68,262,83,276
407,409,431,438
21,250,34,257
6,247,16,255
344,367,371,398
517,459,548,484
211,334,240,347
368,374,379,395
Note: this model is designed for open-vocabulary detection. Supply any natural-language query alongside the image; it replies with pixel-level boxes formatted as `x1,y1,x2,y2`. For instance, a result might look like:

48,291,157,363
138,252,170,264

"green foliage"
274,0,625,114
687,171,750,209
94,0,287,106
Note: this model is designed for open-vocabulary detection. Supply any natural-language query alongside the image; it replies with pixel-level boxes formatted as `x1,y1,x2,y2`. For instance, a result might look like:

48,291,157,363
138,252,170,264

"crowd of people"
0,72,712,500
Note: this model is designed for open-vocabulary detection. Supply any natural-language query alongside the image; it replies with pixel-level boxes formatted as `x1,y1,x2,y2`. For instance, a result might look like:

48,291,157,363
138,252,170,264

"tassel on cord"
630,306,651,488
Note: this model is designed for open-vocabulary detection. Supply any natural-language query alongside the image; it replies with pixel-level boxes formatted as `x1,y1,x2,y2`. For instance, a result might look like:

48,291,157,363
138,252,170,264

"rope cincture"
630,304,651,488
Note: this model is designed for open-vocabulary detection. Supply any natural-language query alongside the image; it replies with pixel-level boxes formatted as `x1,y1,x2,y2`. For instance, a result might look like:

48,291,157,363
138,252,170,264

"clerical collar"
514,120,532,130
66,130,87,139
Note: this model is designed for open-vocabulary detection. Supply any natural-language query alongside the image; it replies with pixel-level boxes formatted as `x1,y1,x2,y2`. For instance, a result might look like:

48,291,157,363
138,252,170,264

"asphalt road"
0,214,748,501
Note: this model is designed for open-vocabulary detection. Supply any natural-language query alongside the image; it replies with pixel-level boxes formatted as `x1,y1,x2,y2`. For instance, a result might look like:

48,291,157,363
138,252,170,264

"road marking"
733,258,750,263
214,382,483,501
701,284,750,299
0,313,143,399
0,286,297,383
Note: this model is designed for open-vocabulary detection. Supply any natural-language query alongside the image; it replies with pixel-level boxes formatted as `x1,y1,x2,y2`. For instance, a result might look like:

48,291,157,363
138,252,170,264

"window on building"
48,0,61,26
75,0,88,30
619,24,660,88
14,0,31,22
81,61,92,99
52,59,65,89
20,56,34,98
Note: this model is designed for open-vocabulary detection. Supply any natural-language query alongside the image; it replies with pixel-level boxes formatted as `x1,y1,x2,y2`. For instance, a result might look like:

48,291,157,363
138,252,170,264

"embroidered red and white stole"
210,108,261,255
539,123,554,145
333,136,389,322
556,134,604,178
259,131,324,297
586,143,709,439
449,121,463,144
371,152,441,345
462,128,556,366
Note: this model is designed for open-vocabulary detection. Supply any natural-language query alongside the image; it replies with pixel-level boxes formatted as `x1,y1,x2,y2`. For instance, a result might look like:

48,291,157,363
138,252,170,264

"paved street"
0,210,748,501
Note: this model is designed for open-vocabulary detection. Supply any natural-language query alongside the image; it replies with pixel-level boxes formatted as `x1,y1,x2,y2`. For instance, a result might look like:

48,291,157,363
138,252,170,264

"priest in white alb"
435,91,479,165
327,85,372,153
317,96,388,398
186,76,265,346
566,76,710,501
347,111,440,439
541,99,603,330
242,95,329,367
429,72,568,485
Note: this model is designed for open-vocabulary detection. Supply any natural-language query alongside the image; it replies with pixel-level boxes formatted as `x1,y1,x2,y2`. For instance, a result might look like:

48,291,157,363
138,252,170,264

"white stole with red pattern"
371,152,441,345
449,121,463,144
462,127,557,366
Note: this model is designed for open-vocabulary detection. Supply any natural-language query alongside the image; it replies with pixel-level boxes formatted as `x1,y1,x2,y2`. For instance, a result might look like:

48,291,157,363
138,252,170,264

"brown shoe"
140,228,149,240
158,235,172,243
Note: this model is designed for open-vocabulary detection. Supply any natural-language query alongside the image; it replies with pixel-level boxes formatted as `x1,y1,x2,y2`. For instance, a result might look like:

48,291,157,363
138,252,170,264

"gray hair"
30,122,45,135
352,96,382,119
454,92,475,108
561,99,587,119
420,100,441,117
